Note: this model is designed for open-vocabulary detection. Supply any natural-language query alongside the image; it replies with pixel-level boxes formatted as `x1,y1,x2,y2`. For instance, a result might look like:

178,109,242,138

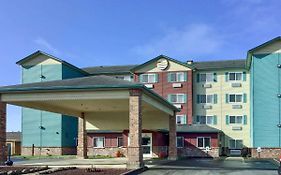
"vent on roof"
187,60,193,65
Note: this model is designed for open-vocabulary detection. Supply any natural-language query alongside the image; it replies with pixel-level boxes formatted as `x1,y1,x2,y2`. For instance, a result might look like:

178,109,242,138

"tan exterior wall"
135,60,191,73
85,111,169,131
193,69,250,147
253,40,281,54
22,55,61,66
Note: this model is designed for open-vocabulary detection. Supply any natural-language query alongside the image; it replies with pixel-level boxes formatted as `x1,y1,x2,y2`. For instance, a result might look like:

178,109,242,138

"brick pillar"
127,89,144,169
0,102,7,164
77,112,87,159
168,113,177,160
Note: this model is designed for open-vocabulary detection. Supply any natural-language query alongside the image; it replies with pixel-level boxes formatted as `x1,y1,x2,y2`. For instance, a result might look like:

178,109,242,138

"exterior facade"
3,36,281,159
6,132,21,155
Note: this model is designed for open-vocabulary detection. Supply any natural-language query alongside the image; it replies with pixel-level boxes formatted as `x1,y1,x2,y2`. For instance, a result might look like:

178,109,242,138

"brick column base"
0,102,7,164
77,113,87,159
127,89,144,169
168,114,177,160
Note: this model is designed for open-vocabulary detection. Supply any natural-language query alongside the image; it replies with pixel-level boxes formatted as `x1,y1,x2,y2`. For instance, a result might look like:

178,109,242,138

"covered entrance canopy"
0,75,179,168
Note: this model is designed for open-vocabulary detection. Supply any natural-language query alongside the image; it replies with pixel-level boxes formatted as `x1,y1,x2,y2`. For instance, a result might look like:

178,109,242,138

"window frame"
228,94,243,103
199,94,214,104
169,94,186,103
117,137,123,148
229,139,243,149
93,137,105,148
169,72,186,82
140,73,157,83
176,136,184,148
200,73,214,83
228,72,243,81
176,115,186,125
229,115,243,124
197,116,214,125
197,137,211,149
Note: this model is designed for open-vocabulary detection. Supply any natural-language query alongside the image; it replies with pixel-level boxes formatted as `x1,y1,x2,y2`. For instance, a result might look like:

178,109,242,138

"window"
117,137,123,147
229,139,243,149
168,72,186,82
176,115,187,124
197,137,211,148
93,137,105,148
176,137,184,148
229,116,243,124
140,74,158,83
196,116,215,125
198,95,214,104
168,94,186,103
229,94,243,103
229,72,242,81
115,75,133,82
200,73,214,82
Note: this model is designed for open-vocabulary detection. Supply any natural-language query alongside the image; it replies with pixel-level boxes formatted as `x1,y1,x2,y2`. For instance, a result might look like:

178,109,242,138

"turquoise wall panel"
252,53,280,147
22,65,41,83
41,64,62,81
62,64,86,79
62,116,78,147
22,108,41,146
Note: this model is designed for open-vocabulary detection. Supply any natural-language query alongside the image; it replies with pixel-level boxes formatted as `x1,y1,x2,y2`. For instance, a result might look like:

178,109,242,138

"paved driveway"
142,157,279,175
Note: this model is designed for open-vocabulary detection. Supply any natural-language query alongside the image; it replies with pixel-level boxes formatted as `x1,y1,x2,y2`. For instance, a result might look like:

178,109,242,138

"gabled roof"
16,50,89,75
246,36,281,69
193,59,246,70
131,55,194,72
177,124,221,133
83,65,138,75
6,132,21,141
0,75,180,112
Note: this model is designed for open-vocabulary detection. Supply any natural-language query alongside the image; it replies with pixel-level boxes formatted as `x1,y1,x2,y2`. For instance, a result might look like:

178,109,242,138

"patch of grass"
12,155,76,160
87,155,114,159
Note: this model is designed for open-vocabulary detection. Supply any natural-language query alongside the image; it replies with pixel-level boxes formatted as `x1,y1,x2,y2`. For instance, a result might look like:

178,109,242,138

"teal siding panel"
62,115,78,147
253,53,279,147
41,111,62,147
22,108,41,146
22,65,41,84
41,64,62,81
62,64,85,79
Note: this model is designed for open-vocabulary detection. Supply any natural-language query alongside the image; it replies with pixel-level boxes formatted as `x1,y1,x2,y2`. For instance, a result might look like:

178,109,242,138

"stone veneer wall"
87,147,127,157
0,102,7,164
22,147,77,156
251,148,281,158
177,147,220,158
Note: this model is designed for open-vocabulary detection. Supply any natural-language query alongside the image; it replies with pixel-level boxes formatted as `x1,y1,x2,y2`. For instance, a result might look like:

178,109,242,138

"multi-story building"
2,36,281,159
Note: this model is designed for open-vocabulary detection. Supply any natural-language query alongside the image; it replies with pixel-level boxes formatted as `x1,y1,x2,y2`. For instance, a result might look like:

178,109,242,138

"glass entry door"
142,133,152,157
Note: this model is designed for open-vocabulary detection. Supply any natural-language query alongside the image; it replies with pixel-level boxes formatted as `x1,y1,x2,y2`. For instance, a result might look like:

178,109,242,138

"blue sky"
0,0,280,131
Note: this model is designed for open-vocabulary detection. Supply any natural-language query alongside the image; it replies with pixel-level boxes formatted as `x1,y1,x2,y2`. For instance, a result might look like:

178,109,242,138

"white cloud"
132,24,224,58
34,37,59,55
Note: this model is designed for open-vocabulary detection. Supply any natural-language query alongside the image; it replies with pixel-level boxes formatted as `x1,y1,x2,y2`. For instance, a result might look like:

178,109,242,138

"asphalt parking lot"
142,157,279,175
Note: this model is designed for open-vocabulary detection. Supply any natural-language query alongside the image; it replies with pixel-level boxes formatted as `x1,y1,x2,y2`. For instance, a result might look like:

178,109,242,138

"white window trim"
170,93,186,104
176,115,186,124
140,73,157,83
197,137,211,149
228,72,243,82
199,94,214,104
117,137,123,148
200,73,214,83
197,116,214,125
176,136,184,148
170,72,185,82
229,139,243,149
229,115,243,125
93,137,105,148
228,93,243,104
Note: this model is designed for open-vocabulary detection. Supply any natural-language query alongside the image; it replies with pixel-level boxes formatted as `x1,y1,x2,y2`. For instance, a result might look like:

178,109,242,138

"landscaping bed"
50,168,128,175
0,166,48,174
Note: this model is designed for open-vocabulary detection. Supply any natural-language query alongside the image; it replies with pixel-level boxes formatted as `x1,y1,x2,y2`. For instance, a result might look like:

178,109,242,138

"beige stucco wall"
136,59,191,73
22,55,61,66
254,40,281,54
193,69,250,147
85,111,169,131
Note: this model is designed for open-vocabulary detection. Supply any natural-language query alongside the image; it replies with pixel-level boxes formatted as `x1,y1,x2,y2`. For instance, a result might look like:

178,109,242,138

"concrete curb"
120,166,148,175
